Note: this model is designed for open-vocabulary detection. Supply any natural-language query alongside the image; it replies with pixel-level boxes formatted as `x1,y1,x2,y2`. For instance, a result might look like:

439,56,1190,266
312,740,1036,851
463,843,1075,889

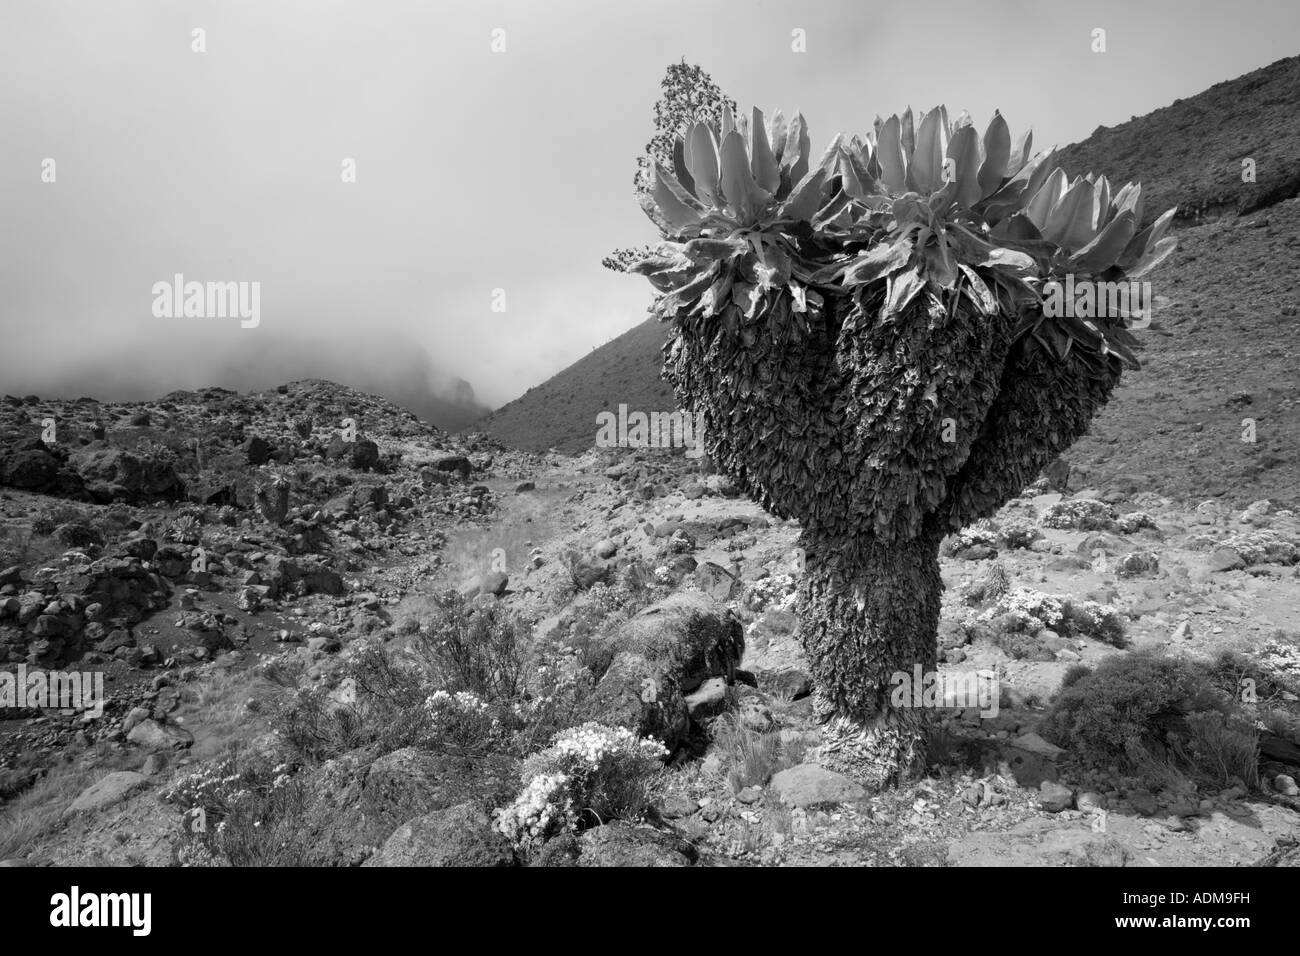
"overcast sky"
2,0,1296,415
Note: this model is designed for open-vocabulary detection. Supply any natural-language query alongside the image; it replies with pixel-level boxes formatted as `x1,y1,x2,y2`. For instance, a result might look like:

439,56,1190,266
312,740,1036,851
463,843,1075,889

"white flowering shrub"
979,587,1065,632
1041,499,1117,530
977,587,1126,653
943,520,999,556
996,517,1041,550
163,752,309,867
745,572,798,613
1116,511,1156,534
1212,530,1299,566
495,722,667,848
423,690,502,756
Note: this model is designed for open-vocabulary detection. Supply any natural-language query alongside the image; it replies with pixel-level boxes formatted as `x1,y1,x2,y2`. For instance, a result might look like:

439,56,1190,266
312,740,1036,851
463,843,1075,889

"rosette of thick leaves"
823,106,1178,371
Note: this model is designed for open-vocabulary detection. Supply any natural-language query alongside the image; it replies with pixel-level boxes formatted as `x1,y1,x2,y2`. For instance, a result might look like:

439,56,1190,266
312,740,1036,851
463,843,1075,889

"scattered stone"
64,771,149,817
770,764,866,808
1038,781,1074,812
363,804,515,867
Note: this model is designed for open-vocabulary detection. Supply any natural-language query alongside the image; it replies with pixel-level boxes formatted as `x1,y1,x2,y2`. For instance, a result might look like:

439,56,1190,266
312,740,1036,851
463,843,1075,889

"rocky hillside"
1054,54,1300,226
473,317,675,454
2,432,1298,867
473,56,1300,511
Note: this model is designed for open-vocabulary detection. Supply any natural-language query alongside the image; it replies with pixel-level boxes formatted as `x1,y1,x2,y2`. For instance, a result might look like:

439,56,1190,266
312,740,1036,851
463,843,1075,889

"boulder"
126,719,194,751
770,764,866,808
71,447,183,502
363,804,515,867
64,771,149,817
694,562,741,602
576,823,696,867
295,747,519,867
583,592,744,749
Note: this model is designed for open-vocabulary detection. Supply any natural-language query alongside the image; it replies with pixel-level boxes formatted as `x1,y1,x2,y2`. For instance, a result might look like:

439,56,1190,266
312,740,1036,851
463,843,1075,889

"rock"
71,447,183,502
694,562,741,602
64,771,149,817
582,592,744,750
295,747,519,867
759,668,812,700
736,786,762,804
325,436,380,471
683,677,728,718
659,794,699,820
515,481,535,493
126,719,194,751
1116,550,1159,577
1275,774,1299,797
1010,732,1066,758
1172,620,1193,641
241,435,273,465
1041,457,1070,492
363,804,515,867
1208,548,1246,572
948,817,1132,867
681,482,705,500
770,764,866,808
1126,788,1159,816
594,538,618,560
1039,781,1074,812
432,454,472,478
577,823,696,867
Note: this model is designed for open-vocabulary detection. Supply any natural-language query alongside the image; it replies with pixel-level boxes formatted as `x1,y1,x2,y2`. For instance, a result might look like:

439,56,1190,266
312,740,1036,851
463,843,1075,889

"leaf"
843,238,913,285
671,139,696,198
1024,167,1068,230
719,129,769,220
958,264,997,314
781,167,828,222
768,109,788,164
1005,127,1033,177
1069,209,1136,273
749,107,781,194
947,124,982,209
978,110,1011,199
884,266,925,317
876,114,907,192
785,113,811,183
686,123,720,207
910,107,945,194
652,172,703,230
1126,235,1177,279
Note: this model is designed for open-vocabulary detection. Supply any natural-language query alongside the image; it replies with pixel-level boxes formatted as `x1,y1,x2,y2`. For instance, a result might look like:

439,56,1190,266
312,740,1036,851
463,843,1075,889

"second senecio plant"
627,105,1177,787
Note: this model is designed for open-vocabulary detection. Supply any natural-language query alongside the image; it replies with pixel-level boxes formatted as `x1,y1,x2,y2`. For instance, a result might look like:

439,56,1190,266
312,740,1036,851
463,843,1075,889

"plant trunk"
797,528,944,788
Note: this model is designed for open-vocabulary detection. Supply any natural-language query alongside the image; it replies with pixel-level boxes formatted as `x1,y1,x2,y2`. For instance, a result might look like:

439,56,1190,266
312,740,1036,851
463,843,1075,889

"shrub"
1041,499,1116,531
1116,511,1155,534
996,518,1041,550
163,750,310,867
711,712,783,793
1041,651,1225,772
1059,598,1128,647
415,590,524,701
494,722,667,849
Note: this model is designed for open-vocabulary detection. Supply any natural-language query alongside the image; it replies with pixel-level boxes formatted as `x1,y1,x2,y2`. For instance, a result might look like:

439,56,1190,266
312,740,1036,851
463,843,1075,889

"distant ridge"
472,317,675,454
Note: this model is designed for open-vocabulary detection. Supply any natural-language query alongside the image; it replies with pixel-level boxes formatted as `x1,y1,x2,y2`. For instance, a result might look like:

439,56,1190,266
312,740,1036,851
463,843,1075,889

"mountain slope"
473,318,676,454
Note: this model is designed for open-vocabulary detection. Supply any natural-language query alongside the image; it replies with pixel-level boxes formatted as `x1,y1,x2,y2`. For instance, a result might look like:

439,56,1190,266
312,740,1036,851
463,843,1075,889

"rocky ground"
0,387,1297,867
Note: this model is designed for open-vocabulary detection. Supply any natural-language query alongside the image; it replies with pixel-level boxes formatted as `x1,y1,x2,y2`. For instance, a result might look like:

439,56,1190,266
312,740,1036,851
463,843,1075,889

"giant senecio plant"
628,103,1176,786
